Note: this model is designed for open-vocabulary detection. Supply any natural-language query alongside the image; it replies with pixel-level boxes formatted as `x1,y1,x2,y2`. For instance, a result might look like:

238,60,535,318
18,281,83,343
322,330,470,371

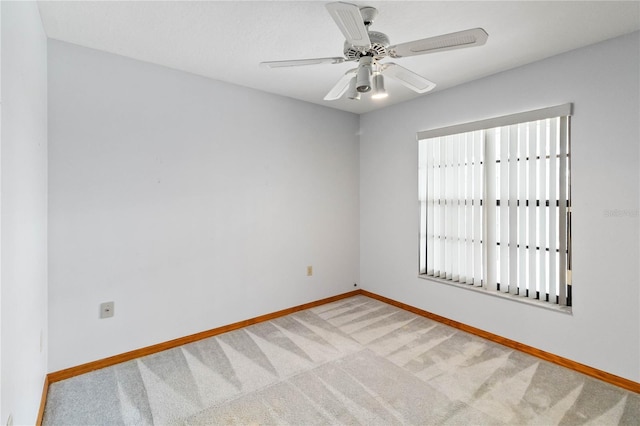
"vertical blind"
418,104,572,306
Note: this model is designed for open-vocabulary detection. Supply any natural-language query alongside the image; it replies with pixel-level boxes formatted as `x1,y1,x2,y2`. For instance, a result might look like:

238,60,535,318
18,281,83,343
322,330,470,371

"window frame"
417,104,573,312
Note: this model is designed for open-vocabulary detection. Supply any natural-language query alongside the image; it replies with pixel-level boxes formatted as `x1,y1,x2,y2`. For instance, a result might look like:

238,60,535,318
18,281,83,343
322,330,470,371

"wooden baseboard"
46,290,360,384
39,287,638,420
359,289,640,394
36,374,49,426
39,290,361,421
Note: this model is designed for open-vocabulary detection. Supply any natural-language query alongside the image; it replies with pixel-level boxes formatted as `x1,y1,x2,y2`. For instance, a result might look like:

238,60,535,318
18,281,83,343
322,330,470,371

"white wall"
48,40,360,372
360,31,640,382
0,1,48,424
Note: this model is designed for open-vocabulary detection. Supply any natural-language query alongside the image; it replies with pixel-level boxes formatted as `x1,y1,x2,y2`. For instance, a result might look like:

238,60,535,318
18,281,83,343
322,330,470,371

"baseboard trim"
46,290,360,384
40,286,639,422
36,374,49,426
359,289,640,394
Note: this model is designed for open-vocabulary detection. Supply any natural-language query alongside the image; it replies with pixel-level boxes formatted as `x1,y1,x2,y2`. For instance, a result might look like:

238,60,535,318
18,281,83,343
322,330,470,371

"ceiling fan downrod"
359,6,378,27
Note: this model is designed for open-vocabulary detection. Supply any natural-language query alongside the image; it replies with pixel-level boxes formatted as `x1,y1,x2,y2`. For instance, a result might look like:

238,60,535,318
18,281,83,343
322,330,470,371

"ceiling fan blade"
389,28,488,58
324,69,357,100
381,63,436,93
260,57,345,68
326,2,371,48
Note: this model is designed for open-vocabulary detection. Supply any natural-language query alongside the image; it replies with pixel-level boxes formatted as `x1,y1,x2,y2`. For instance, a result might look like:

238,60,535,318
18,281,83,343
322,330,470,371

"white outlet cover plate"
100,301,115,318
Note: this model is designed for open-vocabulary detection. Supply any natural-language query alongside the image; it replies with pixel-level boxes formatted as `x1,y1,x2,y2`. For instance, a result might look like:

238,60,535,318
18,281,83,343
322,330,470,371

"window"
418,104,572,307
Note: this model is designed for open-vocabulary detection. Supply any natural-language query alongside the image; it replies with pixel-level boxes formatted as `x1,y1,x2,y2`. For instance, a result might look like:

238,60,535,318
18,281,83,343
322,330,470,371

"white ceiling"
37,1,640,114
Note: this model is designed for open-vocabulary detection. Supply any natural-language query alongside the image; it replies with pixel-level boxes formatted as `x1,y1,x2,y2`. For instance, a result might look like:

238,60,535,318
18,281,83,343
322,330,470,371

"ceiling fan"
260,2,488,101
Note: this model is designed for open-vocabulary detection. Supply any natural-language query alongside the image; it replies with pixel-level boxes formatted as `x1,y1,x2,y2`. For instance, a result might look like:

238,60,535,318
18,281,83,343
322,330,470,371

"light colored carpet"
43,295,640,425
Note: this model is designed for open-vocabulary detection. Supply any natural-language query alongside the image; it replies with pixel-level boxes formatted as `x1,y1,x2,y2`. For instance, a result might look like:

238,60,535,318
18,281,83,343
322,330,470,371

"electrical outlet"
306,265,313,276
100,301,115,319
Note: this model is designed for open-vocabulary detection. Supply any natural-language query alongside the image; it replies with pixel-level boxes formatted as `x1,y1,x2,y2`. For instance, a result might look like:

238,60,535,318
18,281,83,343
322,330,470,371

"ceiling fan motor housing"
343,31,390,60
261,3,488,102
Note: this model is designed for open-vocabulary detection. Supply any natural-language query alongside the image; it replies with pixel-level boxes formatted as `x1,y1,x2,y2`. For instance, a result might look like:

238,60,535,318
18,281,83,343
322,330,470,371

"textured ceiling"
37,1,640,114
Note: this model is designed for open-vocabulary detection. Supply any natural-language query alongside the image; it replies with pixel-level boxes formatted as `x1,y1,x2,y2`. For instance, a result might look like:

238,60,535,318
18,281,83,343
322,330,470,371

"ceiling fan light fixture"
347,76,360,100
371,73,388,99
356,56,373,93
262,3,489,104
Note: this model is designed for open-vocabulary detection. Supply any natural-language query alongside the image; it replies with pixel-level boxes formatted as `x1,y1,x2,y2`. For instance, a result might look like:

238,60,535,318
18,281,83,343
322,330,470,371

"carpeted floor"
43,295,640,425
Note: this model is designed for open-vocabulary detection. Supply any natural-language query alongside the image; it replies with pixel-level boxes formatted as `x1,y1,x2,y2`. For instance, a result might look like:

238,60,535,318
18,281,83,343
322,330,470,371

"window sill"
418,274,573,315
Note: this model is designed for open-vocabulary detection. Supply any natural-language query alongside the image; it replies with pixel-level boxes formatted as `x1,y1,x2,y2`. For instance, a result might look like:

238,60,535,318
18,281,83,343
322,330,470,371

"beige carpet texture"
43,295,639,425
